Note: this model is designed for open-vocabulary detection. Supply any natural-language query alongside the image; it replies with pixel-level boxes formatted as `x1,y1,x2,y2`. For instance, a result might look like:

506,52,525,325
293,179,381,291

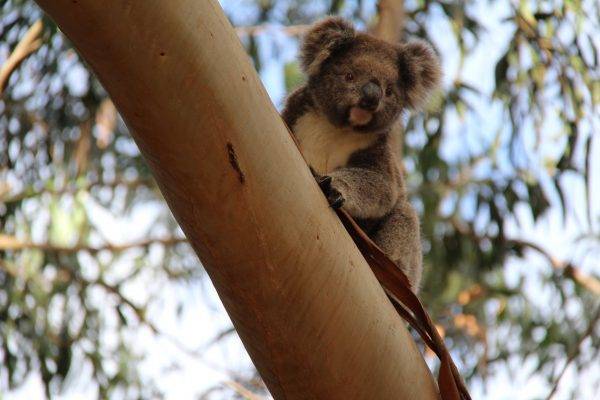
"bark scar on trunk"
226,142,245,184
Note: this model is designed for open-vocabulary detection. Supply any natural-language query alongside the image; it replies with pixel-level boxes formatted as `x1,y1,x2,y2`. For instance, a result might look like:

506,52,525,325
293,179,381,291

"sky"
3,0,600,399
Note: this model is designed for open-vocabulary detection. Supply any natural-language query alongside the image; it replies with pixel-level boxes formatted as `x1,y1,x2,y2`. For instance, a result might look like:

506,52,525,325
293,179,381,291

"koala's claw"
314,174,344,209
317,175,332,190
327,190,345,209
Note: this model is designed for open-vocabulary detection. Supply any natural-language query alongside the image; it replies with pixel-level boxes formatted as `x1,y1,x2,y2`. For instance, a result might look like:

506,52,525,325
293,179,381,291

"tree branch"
235,24,309,38
0,19,43,95
0,235,188,254
235,0,407,43
449,218,600,296
1,177,155,204
508,238,600,296
371,0,405,43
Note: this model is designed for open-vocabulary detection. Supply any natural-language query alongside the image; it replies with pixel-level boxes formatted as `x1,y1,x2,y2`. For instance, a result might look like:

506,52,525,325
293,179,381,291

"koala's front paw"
316,175,345,209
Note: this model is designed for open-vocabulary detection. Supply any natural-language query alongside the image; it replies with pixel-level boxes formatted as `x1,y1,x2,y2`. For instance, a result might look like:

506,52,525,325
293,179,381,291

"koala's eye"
385,84,393,96
345,72,354,82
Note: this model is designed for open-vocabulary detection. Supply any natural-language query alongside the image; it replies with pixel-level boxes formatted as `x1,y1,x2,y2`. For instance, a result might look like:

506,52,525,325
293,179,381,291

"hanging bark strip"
337,209,472,400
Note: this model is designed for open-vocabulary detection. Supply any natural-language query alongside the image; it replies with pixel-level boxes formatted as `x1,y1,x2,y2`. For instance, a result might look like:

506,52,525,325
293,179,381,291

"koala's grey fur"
282,17,441,292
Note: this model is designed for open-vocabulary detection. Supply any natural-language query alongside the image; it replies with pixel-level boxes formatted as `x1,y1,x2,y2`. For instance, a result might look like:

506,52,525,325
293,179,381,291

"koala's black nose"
359,82,382,110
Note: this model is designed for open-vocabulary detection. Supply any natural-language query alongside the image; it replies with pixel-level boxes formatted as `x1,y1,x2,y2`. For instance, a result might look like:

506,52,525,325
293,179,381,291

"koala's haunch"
282,17,441,292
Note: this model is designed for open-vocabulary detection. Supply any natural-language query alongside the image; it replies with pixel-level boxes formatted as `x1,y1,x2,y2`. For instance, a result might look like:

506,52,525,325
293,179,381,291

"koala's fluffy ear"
397,40,441,110
301,17,356,76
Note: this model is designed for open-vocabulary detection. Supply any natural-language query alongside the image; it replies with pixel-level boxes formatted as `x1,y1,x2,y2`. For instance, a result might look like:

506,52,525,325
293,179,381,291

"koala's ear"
301,17,356,76
397,40,441,110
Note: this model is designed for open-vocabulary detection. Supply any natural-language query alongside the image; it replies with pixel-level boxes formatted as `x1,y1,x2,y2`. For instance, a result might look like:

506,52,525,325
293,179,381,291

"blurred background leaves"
1,0,599,399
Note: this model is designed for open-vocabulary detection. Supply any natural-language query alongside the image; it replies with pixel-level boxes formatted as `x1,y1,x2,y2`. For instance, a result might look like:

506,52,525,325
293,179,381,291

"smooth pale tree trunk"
34,1,440,399
371,0,406,43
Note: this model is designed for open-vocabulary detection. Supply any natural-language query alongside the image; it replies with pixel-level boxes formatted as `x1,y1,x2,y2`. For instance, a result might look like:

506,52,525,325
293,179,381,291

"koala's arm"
329,167,398,219
281,85,313,130
328,141,400,220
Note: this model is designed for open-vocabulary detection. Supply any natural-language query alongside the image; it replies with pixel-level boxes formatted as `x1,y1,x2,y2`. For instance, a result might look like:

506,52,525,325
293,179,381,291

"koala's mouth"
348,106,374,127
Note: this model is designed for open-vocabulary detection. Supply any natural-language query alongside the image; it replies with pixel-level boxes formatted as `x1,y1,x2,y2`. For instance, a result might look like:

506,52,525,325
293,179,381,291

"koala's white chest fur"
293,111,378,175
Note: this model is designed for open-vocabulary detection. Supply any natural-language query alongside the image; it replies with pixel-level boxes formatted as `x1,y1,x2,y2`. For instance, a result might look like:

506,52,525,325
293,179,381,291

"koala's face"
301,18,441,134
309,41,401,133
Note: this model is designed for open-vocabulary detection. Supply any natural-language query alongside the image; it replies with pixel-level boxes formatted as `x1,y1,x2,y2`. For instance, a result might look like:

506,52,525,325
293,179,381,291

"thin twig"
202,326,236,351
65,265,210,360
508,238,600,296
0,256,210,362
223,381,267,400
449,218,600,296
545,305,600,400
0,19,43,95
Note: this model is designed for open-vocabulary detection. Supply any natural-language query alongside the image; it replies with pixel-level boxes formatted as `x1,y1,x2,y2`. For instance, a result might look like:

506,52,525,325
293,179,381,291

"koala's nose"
359,82,382,111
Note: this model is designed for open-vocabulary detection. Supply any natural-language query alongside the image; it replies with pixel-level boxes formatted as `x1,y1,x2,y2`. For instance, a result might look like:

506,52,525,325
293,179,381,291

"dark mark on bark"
226,142,245,184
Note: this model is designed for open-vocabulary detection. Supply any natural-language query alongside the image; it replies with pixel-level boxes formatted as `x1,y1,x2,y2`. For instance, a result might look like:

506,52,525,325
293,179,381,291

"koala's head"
301,17,441,133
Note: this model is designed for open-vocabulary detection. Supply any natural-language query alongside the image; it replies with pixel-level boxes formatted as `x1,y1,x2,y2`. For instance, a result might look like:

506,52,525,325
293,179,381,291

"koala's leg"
372,199,423,293
326,168,398,220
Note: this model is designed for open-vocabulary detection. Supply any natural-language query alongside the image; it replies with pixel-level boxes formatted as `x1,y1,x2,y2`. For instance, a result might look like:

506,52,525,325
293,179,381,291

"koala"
282,17,441,292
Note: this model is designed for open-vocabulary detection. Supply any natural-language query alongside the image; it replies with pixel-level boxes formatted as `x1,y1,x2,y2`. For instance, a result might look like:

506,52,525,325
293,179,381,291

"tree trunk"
33,1,440,398
371,0,406,43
